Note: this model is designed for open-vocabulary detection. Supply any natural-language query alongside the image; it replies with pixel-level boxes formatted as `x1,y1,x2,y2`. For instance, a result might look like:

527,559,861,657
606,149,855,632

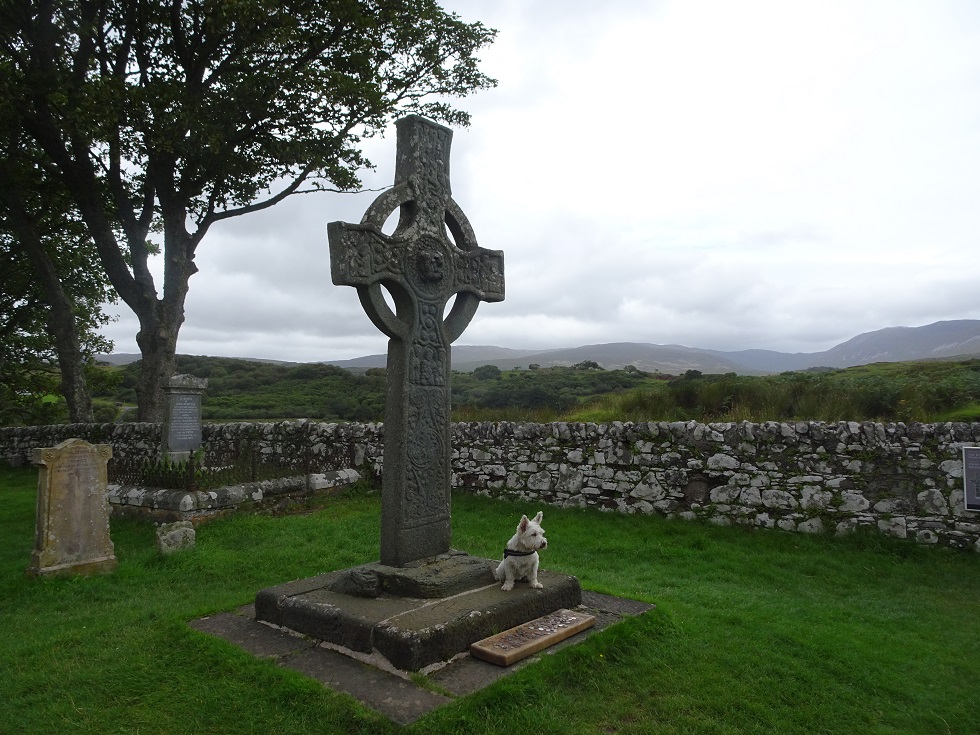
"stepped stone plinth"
255,551,581,671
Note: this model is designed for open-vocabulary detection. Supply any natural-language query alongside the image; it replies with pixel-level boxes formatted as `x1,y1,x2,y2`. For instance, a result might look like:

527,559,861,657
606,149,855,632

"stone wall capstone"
2,419,978,551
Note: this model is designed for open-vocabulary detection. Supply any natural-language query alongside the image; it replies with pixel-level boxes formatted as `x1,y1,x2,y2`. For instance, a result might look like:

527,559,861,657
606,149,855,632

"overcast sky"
101,0,980,362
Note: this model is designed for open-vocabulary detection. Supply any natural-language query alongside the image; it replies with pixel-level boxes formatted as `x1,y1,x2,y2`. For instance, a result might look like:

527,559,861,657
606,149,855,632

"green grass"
562,359,980,424
936,401,980,422
3,464,979,734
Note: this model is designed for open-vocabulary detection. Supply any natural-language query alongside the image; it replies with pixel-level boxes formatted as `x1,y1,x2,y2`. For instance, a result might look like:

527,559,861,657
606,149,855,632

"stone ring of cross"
355,184,483,343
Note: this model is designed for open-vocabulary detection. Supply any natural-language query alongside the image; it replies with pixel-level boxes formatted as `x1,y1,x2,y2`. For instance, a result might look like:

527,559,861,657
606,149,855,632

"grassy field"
3,464,979,734
566,359,980,424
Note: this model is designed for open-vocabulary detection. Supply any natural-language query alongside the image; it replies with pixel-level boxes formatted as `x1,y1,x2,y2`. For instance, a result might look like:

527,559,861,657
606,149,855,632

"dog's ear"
533,511,543,524
519,514,529,532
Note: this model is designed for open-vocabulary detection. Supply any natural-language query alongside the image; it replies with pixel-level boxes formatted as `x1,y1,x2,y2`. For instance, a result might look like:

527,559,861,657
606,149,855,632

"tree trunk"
130,221,196,423
49,305,95,424
133,314,179,423
24,251,95,423
3,196,95,423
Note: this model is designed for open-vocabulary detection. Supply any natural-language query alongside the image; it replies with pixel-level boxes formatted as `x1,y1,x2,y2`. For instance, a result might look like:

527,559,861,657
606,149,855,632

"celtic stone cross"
328,115,504,567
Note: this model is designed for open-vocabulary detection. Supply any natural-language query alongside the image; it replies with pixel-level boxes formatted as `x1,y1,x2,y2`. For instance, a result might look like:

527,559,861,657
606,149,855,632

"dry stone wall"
0,423,160,466
0,420,383,475
202,420,384,477
452,420,980,551
3,419,978,551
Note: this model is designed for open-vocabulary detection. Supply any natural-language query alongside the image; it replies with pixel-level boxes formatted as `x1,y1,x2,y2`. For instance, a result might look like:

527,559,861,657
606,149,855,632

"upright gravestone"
30,438,117,577
256,115,580,672
329,115,505,566
161,374,208,460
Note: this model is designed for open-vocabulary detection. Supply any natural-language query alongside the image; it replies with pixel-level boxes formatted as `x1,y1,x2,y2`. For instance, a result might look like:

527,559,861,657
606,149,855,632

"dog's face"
516,511,547,551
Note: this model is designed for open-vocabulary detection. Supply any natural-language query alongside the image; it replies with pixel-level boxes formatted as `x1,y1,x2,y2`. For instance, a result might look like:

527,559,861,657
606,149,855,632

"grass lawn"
2,464,978,734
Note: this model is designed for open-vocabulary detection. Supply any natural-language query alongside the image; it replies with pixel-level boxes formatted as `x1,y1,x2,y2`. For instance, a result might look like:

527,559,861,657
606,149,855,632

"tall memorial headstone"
30,438,117,577
161,374,208,460
256,115,581,673
329,115,504,566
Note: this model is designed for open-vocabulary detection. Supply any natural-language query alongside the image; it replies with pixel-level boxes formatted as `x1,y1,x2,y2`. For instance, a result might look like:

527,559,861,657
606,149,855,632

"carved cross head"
328,115,504,346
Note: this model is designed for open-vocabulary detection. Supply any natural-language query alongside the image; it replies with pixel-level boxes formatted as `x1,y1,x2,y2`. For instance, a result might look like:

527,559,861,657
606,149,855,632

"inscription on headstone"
168,394,201,448
29,438,117,577
161,374,207,458
328,115,504,567
963,447,980,511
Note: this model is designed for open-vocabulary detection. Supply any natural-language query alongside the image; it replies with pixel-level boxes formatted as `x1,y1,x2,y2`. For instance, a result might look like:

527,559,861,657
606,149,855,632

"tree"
2,0,496,420
0,213,115,425
473,364,501,381
0,135,116,424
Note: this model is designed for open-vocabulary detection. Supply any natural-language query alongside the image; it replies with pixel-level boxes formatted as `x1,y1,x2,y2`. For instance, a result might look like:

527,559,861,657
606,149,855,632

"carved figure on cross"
328,115,504,567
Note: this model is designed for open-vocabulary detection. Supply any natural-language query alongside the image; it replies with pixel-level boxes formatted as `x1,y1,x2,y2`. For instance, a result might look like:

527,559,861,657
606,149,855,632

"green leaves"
69,0,498,225
3,0,497,420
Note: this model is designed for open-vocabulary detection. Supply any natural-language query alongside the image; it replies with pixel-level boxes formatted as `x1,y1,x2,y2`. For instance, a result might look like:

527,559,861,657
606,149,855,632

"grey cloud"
99,2,980,363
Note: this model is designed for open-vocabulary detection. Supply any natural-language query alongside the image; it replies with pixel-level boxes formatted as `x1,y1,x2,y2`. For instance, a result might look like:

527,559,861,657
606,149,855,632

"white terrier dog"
494,511,547,591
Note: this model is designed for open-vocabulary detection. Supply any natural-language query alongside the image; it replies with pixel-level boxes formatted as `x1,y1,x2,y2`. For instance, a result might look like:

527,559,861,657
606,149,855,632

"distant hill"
704,319,980,372
324,345,545,371
821,320,980,365
101,319,980,375
448,342,753,374
96,353,143,366
95,353,296,367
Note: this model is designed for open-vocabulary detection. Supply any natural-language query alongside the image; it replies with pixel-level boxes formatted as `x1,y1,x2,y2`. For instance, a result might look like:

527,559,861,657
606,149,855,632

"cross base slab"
254,555,581,672
327,549,497,599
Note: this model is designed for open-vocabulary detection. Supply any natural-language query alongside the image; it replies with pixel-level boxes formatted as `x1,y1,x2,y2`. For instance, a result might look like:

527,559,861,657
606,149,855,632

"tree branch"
200,165,314,227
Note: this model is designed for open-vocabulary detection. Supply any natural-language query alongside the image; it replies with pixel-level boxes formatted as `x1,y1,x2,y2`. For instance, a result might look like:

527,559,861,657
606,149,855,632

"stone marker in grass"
29,438,117,577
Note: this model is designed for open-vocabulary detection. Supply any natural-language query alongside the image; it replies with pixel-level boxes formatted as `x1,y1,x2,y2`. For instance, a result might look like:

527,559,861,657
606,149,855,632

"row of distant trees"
1,0,496,423
8,355,980,426
99,357,980,424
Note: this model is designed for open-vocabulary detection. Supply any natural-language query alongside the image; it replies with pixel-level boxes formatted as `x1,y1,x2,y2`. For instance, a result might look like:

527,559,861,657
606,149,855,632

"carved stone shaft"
328,115,504,566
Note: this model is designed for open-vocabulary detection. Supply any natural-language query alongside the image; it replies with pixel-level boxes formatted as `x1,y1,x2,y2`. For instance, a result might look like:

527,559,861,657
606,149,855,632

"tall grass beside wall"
565,360,980,424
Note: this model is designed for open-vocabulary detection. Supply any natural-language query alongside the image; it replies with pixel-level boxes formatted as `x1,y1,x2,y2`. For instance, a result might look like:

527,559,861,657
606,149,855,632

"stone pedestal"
255,551,581,671
29,438,117,577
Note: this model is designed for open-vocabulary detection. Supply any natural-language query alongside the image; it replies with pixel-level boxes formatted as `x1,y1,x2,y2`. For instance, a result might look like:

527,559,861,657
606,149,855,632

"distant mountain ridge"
101,320,980,374
702,319,980,373
324,320,980,374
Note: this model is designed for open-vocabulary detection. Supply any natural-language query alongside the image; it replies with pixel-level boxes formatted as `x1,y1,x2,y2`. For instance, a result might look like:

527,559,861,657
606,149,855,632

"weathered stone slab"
470,609,596,666
285,646,451,726
255,560,581,671
29,438,117,577
189,612,316,659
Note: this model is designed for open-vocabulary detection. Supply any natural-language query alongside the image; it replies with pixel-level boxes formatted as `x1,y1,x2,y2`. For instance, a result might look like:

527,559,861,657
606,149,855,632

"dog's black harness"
503,549,537,557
